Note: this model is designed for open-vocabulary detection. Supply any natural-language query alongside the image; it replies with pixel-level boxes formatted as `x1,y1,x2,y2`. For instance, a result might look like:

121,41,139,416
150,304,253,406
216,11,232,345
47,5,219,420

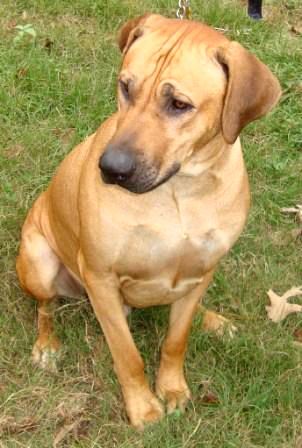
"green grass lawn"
1,0,302,446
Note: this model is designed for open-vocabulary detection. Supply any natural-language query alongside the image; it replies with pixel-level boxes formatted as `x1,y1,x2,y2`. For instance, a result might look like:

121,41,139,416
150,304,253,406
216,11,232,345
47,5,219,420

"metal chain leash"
176,0,192,20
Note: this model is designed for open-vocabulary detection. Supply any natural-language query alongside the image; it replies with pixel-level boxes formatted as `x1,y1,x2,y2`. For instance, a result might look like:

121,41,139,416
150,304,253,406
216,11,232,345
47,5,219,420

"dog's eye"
170,98,193,114
119,80,130,100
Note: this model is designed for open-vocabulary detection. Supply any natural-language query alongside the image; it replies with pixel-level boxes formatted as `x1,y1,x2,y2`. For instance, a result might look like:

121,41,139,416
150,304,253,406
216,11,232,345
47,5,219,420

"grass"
1,0,302,446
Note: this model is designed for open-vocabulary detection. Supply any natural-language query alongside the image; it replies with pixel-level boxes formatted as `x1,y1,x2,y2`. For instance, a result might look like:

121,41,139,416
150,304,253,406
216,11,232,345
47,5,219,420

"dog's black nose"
99,146,136,185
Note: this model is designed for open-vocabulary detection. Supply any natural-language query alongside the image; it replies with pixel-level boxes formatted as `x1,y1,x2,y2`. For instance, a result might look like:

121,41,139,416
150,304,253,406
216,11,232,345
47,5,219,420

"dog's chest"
119,225,226,307
100,193,229,307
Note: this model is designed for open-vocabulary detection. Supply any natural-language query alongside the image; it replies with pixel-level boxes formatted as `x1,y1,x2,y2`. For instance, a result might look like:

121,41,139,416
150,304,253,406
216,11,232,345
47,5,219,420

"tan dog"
16,14,281,428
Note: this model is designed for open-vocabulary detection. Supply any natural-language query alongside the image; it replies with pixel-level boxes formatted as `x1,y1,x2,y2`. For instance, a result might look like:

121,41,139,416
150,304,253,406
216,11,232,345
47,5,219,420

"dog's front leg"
156,271,214,413
83,269,163,429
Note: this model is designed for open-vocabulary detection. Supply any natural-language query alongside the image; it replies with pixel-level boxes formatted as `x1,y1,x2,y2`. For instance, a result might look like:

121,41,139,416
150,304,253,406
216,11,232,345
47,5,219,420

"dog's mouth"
143,162,180,193
100,152,180,194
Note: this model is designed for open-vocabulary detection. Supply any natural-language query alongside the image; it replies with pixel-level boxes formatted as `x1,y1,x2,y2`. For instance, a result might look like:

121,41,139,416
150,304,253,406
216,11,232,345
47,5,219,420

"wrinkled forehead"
121,20,227,98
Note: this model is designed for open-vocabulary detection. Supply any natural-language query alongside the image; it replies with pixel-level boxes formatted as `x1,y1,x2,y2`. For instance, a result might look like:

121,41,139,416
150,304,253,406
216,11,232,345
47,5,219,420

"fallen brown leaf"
74,419,90,439
44,38,54,53
198,381,219,405
266,287,302,323
293,328,302,343
53,419,82,447
53,392,91,446
281,204,302,224
290,25,302,35
200,391,219,404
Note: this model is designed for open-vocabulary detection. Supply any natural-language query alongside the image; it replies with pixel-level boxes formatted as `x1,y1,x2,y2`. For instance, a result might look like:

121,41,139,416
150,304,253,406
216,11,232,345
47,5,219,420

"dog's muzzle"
99,144,180,194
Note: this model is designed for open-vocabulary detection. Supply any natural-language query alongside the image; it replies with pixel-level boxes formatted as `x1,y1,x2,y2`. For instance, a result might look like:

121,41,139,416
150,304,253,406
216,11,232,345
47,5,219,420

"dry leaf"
281,204,302,224
200,391,219,404
198,381,219,405
73,419,90,439
201,308,238,338
293,328,302,348
294,328,302,343
290,25,302,35
53,393,90,447
53,419,82,447
266,287,302,322
44,38,54,53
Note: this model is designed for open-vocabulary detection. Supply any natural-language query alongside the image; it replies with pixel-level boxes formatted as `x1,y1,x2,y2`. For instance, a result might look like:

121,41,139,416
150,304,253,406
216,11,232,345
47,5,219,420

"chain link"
176,0,192,20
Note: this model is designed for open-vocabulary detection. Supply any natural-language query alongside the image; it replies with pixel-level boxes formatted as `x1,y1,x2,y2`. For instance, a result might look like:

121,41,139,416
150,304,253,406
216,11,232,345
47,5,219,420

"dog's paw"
32,337,61,373
156,371,191,414
125,388,164,430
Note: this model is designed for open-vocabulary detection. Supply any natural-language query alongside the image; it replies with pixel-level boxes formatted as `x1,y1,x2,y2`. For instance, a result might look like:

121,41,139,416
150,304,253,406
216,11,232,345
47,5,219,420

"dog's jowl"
17,14,281,428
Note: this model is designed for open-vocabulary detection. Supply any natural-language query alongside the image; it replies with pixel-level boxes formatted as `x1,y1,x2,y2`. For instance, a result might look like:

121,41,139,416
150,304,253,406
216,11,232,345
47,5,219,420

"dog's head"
99,14,281,193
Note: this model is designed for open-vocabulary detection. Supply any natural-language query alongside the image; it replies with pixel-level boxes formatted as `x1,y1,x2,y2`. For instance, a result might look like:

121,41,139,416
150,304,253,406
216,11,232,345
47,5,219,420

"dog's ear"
216,42,281,144
118,14,151,54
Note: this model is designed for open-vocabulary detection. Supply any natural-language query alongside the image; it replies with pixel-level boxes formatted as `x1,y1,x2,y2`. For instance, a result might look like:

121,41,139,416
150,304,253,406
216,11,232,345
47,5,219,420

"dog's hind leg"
16,203,63,371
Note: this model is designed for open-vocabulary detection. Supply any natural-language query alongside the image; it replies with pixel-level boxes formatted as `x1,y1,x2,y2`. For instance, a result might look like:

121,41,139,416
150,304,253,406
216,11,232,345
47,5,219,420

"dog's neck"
178,132,235,178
